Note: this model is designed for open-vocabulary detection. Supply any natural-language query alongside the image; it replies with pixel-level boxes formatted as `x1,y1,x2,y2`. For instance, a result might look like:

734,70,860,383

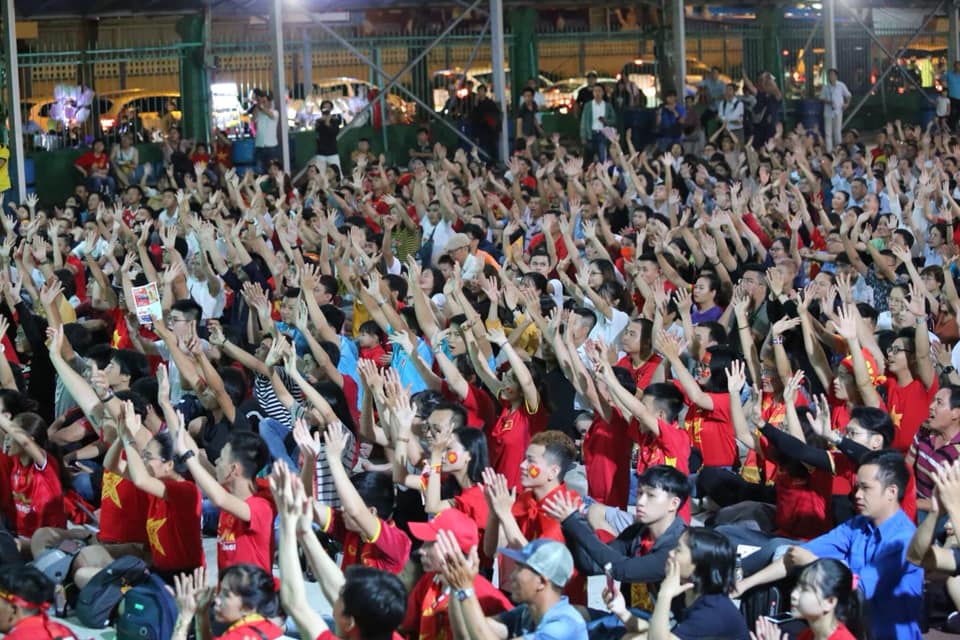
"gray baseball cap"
499,539,574,588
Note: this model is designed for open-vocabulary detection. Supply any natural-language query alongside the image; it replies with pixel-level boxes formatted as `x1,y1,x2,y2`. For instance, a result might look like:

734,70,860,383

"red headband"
0,590,48,611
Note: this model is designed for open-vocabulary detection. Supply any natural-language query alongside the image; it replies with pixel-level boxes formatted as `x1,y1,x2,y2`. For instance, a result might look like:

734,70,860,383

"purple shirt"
691,305,723,325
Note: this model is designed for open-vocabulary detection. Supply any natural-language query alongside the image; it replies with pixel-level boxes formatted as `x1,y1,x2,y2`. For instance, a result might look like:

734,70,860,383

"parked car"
431,67,556,111
549,77,618,114
99,90,181,138
287,77,413,129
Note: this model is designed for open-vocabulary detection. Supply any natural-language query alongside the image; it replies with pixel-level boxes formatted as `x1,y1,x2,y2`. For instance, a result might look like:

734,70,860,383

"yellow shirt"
0,146,11,193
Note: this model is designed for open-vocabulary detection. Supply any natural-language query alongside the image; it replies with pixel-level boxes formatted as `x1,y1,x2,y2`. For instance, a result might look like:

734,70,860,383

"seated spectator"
736,450,923,640
603,527,749,640
0,565,78,639
172,564,283,640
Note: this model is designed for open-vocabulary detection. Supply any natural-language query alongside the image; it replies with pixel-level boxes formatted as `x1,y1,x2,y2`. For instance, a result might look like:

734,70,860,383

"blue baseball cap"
499,539,574,588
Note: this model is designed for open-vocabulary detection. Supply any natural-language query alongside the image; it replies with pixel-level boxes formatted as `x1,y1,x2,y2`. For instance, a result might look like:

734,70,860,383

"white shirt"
421,217,455,267
718,98,743,131
820,81,851,115
254,109,279,148
187,276,226,320
591,100,606,132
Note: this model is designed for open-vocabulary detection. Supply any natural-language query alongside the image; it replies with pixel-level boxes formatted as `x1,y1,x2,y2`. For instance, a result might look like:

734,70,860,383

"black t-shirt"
516,102,539,137
673,593,750,640
314,114,342,155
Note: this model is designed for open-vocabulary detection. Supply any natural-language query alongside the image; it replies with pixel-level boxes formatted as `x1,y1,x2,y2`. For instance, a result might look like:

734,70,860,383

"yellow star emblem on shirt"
891,408,903,428
146,517,167,557
102,471,122,509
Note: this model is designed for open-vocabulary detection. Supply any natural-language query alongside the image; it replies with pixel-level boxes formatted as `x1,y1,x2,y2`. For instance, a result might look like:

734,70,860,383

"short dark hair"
170,298,202,323
571,307,598,332
0,565,54,613
859,449,909,502
219,563,279,618
352,471,395,520
432,401,467,431
530,431,577,481
638,465,689,507
341,566,407,639
642,383,685,423
111,349,150,382
848,406,894,448
320,304,346,332
685,528,736,595
225,431,269,479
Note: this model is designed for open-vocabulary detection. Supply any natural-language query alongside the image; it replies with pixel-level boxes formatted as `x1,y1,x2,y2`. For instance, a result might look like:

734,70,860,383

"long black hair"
685,528,736,596
795,559,869,640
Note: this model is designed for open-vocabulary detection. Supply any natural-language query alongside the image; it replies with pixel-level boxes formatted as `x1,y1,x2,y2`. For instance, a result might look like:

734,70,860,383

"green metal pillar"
176,14,210,144
407,41,432,120
509,7,538,111
757,5,784,90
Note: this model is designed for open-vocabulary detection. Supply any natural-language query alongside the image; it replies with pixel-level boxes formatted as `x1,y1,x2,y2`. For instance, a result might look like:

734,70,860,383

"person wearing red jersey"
172,424,275,577
418,425,490,537
614,318,665,390
656,331,740,471
882,288,939,453
173,565,284,640
593,360,691,526
484,431,584,602
315,423,411,575
553,335,633,510
271,463,408,640
403,509,512,640
119,401,203,584
0,412,65,550
0,565,78,640
465,324,545,489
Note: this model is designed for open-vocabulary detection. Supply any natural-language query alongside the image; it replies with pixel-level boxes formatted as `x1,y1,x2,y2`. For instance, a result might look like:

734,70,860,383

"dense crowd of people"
1,63,960,640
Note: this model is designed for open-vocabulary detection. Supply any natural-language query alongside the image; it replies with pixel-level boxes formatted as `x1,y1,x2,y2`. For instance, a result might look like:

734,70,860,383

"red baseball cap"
408,509,479,553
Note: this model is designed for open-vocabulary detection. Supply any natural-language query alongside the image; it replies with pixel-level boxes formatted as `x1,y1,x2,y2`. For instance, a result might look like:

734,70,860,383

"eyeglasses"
886,345,913,355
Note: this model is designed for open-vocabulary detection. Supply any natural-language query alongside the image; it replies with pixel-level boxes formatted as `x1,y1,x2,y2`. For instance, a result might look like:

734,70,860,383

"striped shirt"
252,367,302,430
909,427,960,500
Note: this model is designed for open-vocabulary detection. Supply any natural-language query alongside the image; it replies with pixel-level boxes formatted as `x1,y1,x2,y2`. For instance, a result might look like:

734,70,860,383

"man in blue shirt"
438,535,588,640
735,450,923,640
943,60,960,130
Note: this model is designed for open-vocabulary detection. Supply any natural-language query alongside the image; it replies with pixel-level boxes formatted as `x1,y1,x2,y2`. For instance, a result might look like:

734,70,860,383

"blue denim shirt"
803,510,923,640
498,596,588,640
386,326,433,394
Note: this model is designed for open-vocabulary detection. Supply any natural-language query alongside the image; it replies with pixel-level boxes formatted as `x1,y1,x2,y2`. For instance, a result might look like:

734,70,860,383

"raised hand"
831,304,860,343
481,467,515,516
542,490,582,522
726,359,747,394
782,370,804,405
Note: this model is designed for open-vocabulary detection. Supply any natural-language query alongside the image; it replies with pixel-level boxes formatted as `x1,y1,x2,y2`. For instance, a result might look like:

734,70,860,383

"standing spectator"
743,71,782,149
575,71,602,117
515,88,543,149
313,100,342,173
937,87,951,132
473,84,502,163
820,68,852,150
717,82,745,146
518,77,547,124
699,66,727,133
681,94,705,156
654,90,685,151
580,84,616,163
252,90,280,174
0,142,10,209
943,60,960,130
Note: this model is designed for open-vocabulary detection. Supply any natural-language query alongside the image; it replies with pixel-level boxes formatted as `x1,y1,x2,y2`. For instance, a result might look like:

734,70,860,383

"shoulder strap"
250,626,270,640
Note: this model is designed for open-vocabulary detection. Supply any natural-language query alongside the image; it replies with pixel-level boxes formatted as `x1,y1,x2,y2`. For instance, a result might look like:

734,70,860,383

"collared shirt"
820,80,852,115
497,596,588,640
803,510,923,640
386,326,434,394
591,100,606,132
831,174,853,195
718,98,743,131
909,427,960,499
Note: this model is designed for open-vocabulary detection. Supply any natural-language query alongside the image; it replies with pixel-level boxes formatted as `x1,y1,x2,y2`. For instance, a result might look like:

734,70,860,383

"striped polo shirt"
910,427,960,500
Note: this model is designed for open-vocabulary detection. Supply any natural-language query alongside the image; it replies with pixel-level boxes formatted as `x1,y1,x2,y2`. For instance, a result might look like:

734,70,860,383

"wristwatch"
175,450,196,465
454,588,475,602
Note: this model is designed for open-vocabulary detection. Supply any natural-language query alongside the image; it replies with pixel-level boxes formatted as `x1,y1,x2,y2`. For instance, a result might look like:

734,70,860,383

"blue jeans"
70,461,102,505
254,145,280,174
714,524,798,576
258,418,298,471
87,175,116,196
589,131,609,164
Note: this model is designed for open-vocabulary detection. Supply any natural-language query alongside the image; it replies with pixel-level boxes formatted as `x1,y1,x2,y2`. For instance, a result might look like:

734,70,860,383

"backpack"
30,538,86,586
74,555,149,628
739,578,791,632
116,573,178,640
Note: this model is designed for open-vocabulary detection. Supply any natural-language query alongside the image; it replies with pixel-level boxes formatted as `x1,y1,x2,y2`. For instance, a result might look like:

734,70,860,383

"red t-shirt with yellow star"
679,389,737,468
885,377,939,453
98,468,149,545
146,478,203,573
